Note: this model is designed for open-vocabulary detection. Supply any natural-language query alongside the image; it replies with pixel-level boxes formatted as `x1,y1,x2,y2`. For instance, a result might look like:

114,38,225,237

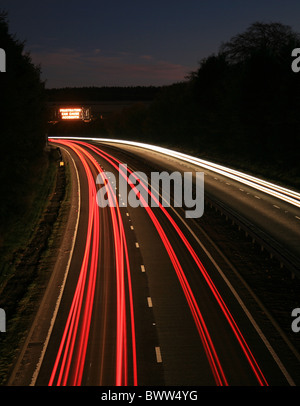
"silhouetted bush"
144,22,300,179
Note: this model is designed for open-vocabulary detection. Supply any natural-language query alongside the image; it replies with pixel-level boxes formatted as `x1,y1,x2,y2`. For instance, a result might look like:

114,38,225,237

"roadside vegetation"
0,11,64,383
0,11,48,236
107,22,300,189
48,22,300,190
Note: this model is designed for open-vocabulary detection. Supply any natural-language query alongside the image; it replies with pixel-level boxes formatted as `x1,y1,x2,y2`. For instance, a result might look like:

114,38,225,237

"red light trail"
80,140,268,386
47,138,268,386
48,140,137,386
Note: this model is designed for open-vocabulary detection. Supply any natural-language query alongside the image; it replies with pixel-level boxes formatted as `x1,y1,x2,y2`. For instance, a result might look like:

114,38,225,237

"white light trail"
49,137,300,208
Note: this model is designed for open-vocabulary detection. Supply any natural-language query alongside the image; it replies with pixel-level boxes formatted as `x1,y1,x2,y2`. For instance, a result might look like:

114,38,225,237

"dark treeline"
46,86,161,102
0,11,47,234
66,22,299,185
114,23,300,182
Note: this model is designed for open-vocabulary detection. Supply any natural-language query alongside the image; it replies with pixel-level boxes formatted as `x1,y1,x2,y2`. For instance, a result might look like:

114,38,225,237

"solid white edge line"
30,147,81,386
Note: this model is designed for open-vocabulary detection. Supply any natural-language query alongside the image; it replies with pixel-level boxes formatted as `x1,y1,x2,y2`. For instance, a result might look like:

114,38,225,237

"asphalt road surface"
10,138,300,387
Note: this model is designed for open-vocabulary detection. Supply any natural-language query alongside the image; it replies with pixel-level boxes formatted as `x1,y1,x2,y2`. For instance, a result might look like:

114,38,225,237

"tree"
219,22,300,64
187,22,300,163
0,11,47,231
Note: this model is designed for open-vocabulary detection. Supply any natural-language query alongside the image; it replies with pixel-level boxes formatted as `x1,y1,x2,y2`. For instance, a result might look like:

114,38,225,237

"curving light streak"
97,138,300,207
73,141,228,386
49,138,269,385
49,137,300,208
77,140,269,386
78,144,137,386
48,139,137,386
48,144,99,386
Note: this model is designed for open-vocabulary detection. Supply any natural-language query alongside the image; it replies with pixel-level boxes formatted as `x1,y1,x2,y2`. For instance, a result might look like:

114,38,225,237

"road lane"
34,142,129,384
75,141,296,384
30,138,300,386
85,139,299,385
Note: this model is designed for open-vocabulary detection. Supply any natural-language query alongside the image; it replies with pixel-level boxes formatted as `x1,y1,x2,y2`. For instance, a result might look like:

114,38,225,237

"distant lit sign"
59,108,82,120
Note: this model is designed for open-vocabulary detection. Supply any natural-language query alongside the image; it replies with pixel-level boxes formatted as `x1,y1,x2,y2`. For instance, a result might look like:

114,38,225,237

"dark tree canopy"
219,22,300,63
0,11,47,230
147,22,300,171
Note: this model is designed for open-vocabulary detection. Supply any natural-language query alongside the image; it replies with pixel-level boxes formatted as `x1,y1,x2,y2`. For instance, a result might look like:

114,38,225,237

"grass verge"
0,146,70,385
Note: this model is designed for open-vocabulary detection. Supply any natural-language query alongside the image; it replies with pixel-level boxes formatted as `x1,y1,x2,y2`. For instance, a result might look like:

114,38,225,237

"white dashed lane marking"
155,347,162,363
147,297,153,308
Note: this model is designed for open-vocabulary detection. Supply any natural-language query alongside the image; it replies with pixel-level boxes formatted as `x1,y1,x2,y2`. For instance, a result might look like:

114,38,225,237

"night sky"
2,0,300,88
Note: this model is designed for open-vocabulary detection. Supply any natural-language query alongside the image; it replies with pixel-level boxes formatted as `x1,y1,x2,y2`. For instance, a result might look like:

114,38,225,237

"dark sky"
2,0,300,88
